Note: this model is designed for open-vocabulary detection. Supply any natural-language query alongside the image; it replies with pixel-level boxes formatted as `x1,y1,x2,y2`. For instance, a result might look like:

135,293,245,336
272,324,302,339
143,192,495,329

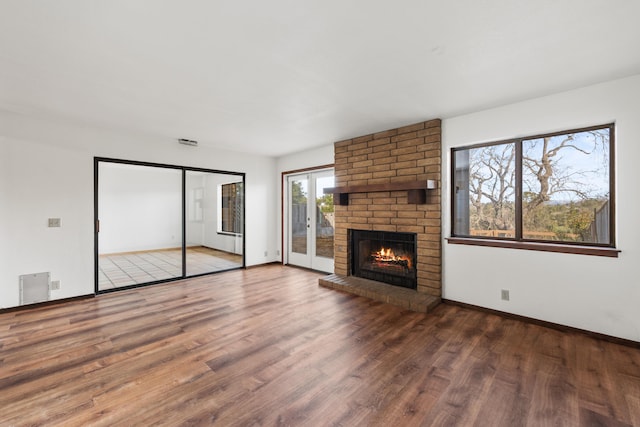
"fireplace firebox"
350,229,417,289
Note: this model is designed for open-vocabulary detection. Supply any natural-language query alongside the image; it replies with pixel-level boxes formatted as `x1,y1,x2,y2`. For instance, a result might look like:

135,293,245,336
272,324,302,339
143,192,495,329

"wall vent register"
19,272,50,305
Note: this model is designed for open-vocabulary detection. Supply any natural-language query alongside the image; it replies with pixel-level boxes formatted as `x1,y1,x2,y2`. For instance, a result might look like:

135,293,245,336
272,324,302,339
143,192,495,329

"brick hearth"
319,119,442,312
319,274,440,312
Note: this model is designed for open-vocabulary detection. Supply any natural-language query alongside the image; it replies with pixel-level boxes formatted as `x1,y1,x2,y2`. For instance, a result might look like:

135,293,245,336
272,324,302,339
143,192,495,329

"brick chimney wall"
333,119,442,297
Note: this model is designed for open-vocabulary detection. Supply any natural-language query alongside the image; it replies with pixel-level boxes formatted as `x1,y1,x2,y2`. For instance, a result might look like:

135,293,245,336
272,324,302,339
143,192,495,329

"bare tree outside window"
468,143,516,237
522,129,610,243
453,124,613,246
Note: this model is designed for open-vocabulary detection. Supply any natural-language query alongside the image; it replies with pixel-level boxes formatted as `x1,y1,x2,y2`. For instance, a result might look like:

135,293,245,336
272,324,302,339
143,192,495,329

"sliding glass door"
95,159,244,293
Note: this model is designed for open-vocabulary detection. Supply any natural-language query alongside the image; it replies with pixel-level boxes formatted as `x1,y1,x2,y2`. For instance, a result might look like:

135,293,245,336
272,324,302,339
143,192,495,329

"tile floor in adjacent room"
98,246,242,290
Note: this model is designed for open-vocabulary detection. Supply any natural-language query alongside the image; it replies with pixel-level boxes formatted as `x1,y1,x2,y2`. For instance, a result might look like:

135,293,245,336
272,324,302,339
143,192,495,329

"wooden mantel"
324,179,437,205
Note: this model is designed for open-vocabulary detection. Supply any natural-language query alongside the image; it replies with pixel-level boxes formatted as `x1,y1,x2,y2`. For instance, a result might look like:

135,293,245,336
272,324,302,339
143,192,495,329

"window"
452,124,614,249
220,182,244,234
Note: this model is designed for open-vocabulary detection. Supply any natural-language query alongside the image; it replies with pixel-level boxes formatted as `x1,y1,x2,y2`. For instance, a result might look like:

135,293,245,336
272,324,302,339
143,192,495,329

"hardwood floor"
1,265,639,426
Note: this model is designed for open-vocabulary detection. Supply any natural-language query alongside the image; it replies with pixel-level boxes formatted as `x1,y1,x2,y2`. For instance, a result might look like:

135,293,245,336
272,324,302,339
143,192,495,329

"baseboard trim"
0,294,95,314
246,261,283,269
283,263,333,274
442,299,640,349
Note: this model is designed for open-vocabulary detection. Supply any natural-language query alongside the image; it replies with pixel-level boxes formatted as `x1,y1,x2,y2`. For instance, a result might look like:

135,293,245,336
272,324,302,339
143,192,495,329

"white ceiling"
1,1,639,157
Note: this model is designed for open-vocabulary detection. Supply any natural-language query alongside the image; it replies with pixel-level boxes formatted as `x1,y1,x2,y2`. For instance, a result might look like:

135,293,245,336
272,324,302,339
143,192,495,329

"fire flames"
373,247,411,268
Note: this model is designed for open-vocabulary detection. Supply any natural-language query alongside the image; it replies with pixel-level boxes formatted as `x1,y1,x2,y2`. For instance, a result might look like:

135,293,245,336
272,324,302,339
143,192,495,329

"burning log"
371,247,411,268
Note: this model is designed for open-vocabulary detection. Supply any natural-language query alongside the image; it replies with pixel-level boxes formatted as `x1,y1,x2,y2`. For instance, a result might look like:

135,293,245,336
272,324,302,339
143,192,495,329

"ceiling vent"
178,138,198,146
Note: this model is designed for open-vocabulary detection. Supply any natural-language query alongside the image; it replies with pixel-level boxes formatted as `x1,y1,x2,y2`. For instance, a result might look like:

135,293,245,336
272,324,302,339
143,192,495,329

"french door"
286,169,334,272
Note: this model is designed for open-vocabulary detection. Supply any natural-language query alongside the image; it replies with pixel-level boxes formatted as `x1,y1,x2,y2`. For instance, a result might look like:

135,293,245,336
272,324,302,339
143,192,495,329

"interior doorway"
285,168,334,272
95,159,244,292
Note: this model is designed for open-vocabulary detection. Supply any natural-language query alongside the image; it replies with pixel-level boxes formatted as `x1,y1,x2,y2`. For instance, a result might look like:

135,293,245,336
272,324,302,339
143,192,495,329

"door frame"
281,164,334,271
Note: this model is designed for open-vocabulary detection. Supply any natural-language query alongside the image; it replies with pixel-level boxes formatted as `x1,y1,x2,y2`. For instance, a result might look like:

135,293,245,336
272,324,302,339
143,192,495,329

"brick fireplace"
319,119,442,312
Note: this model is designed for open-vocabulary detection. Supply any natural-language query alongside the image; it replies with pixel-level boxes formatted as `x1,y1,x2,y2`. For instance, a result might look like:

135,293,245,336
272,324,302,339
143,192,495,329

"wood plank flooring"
1,265,639,426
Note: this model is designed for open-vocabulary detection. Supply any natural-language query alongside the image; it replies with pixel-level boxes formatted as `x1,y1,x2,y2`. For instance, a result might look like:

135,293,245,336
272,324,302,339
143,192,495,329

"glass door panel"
288,176,309,265
312,172,334,272
97,162,182,291
185,171,243,276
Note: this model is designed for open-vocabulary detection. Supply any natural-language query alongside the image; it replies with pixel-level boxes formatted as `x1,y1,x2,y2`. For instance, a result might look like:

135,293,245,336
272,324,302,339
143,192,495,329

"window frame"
449,123,619,257
218,181,244,236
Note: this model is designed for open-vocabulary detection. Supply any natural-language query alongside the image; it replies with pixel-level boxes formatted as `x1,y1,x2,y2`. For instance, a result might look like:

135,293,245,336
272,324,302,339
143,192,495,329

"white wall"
442,74,640,341
0,137,9,300
276,144,334,174
0,136,94,308
0,112,277,309
99,163,182,254
185,173,205,246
